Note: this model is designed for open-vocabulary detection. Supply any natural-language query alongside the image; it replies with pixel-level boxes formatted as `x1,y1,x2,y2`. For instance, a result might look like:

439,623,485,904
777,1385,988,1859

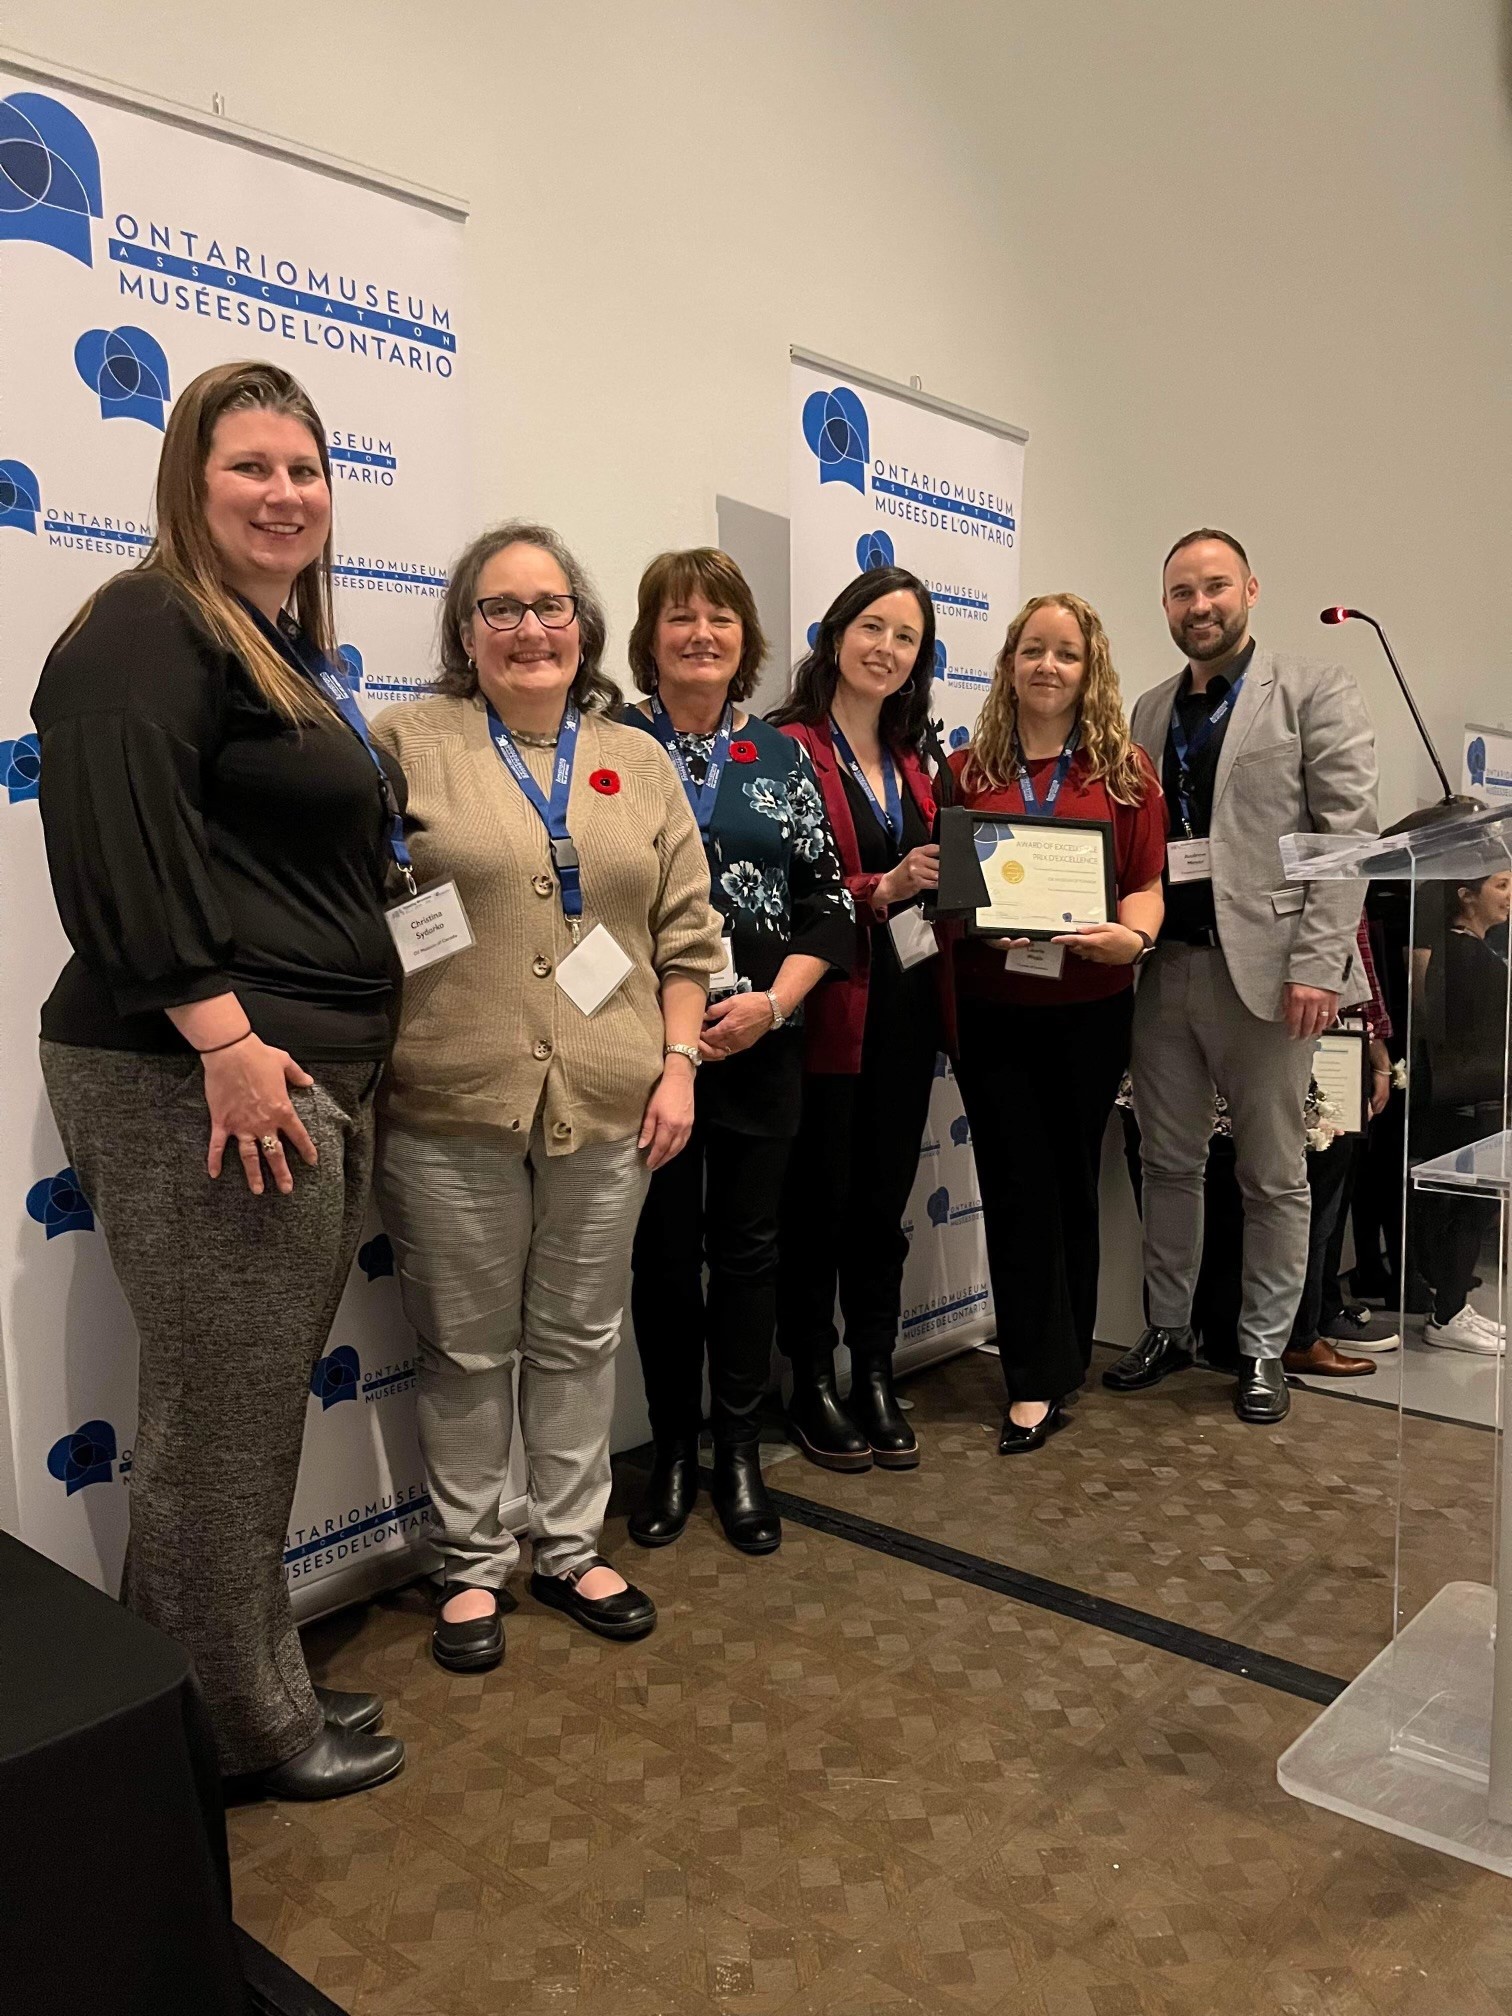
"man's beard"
1178,609,1247,662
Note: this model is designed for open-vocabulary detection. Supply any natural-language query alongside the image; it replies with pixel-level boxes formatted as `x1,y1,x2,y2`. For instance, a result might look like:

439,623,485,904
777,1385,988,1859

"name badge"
385,880,474,974
1166,838,1213,884
888,904,939,970
556,923,634,1016
1003,941,1065,980
710,933,739,996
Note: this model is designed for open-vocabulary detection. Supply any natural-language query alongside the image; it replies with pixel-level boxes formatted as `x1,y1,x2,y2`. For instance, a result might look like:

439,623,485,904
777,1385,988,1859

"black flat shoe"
997,1401,1066,1455
787,1368,873,1472
1102,1325,1195,1392
847,1357,919,1469
711,1443,781,1554
257,1725,405,1801
432,1586,508,1673
530,1556,657,1641
1234,1357,1291,1424
629,1442,699,1548
313,1684,383,1736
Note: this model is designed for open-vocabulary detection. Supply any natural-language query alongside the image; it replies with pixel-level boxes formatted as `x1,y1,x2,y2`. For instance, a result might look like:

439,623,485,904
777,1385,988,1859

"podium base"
1278,1581,1512,1874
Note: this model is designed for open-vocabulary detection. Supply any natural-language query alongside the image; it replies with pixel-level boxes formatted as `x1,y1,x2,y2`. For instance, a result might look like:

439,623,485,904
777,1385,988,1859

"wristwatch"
664,1043,702,1070
765,990,787,1031
1131,929,1156,968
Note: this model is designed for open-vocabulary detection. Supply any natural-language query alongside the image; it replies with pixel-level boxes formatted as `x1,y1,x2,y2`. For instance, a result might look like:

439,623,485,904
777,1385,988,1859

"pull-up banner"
0,65,467,1616
788,349,1028,1366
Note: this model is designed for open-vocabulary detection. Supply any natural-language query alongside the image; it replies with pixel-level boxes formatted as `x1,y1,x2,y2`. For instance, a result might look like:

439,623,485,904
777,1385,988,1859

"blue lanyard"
1169,671,1246,833
1015,727,1079,815
830,719,903,844
240,599,416,894
486,700,583,923
647,694,733,835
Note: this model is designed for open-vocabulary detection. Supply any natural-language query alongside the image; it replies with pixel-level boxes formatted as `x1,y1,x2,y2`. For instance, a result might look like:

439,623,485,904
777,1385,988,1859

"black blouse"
839,764,942,1037
31,573,406,1063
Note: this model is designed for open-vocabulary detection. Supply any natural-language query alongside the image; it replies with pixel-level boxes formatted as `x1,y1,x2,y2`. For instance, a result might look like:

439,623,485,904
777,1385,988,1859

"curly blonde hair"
962,592,1148,805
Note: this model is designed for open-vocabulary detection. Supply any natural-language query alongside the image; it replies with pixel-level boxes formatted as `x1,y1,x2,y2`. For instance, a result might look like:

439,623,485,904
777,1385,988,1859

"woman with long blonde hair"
32,360,407,1798
951,593,1166,1452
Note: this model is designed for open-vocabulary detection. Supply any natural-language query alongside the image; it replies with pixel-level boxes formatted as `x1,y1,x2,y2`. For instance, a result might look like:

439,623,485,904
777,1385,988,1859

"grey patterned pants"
374,1119,649,1588
40,1042,378,1776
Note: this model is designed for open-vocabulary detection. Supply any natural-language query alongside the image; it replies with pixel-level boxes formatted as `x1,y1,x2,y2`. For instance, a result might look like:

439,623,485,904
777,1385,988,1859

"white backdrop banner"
0,68,467,1614
787,350,1027,1365
1464,724,1512,807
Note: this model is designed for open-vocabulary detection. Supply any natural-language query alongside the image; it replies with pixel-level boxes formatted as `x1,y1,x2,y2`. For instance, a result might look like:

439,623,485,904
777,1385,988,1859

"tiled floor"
230,1352,1512,2015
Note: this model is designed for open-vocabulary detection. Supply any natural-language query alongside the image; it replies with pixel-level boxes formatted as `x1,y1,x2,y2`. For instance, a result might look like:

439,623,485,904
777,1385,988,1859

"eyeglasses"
474,593,578,632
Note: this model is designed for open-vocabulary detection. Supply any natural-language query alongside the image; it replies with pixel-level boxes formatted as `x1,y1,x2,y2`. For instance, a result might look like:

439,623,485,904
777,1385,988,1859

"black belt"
1161,926,1221,949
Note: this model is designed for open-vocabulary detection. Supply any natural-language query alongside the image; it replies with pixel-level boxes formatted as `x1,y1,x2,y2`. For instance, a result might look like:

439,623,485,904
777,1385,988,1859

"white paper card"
1166,837,1213,884
1003,941,1065,980
1313,1028,1367,1135
555,924,634,1016
385,880,474,974
888,905,939,969
710,933,739,994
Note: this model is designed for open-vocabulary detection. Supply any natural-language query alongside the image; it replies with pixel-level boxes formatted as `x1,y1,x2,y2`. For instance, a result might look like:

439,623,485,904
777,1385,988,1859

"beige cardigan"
371,693,723,1152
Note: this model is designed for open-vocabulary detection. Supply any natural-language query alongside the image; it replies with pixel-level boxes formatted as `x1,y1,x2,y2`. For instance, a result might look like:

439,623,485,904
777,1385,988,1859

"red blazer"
779,718,958,1074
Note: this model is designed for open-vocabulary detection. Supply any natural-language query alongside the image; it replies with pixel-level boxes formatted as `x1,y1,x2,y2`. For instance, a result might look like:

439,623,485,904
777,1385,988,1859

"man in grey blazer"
1104,530,1377,1422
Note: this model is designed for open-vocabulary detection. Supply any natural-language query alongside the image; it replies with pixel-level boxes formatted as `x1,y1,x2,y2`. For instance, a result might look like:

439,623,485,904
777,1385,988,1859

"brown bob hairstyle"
435,519,619,714
626,548,767,701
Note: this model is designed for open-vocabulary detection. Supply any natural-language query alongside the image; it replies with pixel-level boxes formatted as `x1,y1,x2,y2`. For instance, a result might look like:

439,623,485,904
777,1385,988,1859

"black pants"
957,991,1133,1404
1288,1132,1357,1349
1413,1103,1501,1325
1121,1118,1244,1368
631,1116,791,1448
777,996,940,1372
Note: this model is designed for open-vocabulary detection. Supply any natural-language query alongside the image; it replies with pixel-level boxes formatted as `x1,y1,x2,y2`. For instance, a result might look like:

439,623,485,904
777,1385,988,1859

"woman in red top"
952,593,1165,1452
770,566,954,1472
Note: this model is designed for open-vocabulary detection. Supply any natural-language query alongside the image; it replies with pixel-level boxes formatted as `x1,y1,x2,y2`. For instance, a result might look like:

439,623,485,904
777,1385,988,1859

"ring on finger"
258,1134,280,1153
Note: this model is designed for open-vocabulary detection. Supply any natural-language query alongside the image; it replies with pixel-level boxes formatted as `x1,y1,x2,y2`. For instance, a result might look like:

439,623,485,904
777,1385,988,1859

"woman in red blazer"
769,566,954,1472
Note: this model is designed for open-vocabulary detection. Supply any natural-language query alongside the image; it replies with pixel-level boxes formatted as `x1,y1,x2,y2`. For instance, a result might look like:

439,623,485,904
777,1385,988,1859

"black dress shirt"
1160,639,1256,944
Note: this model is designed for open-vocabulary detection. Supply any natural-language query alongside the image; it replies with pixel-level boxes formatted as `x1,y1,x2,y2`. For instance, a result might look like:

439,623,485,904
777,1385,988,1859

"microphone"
1320,605,1463,806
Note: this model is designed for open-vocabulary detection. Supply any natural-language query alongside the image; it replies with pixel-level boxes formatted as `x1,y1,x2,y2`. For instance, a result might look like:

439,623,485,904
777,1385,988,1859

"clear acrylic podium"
1276,802,1512,1869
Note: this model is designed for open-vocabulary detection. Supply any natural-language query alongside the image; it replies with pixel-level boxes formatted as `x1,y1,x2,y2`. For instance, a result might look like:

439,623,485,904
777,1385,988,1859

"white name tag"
555,923,634,1016
1166,838,1213,884
1003,941,1065,980
710,933,739,995
888,905,939,969
385,880,474,974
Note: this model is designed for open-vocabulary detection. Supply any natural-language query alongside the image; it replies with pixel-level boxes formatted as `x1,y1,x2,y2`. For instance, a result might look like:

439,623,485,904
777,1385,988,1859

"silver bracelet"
765,990,786,1032
664,1042,702,1071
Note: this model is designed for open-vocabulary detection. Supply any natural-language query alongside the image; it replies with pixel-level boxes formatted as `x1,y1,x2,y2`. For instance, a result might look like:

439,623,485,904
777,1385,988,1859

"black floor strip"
236,1927,350,2016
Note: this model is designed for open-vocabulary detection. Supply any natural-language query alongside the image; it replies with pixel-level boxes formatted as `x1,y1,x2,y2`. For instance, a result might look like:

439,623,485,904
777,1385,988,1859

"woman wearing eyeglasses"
370,521,723,1672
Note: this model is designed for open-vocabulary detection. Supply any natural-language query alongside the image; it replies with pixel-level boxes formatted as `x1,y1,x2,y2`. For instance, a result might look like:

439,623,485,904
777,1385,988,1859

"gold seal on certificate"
965,814,1117,940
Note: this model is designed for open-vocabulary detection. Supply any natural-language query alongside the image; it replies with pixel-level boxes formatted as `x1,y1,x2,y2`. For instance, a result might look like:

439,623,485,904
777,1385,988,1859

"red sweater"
950,743,1167,1007
779,718,957,1072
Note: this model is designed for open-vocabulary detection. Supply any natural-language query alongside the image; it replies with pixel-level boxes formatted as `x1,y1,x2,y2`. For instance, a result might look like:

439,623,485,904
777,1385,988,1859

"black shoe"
432,1586,507,1673
997,1400,1066,1455
711,1442,781,1554
1234,1356,1291,1424
628,1441,699,1548
257,1725,405,1801
787,1363,873,1472
530,1556,657,1641
847,1356,920,1469
1102,1325,1195,1392
313,1685,383,1736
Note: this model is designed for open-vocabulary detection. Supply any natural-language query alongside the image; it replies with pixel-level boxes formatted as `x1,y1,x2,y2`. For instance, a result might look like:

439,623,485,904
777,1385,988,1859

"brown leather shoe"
1281,1338,1377,1378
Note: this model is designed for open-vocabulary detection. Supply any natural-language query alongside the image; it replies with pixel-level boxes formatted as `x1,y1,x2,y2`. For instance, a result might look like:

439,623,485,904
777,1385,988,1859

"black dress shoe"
1234,1356,1291,1423
433,1587,507,1673
787,1366,873,1472
258,1725,405,1801
1102,1325,1195,1392
847,1356,920,1469
530,1556,657,1640
313,1684,383,1735
997,1400,1067,1455
711,1442,781,1554
629,1442,699,1548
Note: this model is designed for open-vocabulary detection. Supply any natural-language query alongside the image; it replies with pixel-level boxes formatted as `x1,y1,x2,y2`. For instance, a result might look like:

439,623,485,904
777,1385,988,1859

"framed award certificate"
1312,1026,1368,1136
964,814,1117,940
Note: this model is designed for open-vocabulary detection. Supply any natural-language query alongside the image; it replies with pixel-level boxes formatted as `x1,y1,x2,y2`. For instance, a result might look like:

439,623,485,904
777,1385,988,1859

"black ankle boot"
628,1440,699,1547
847,1356,919,1469
711,1442,781,1554
787,1361,872,1472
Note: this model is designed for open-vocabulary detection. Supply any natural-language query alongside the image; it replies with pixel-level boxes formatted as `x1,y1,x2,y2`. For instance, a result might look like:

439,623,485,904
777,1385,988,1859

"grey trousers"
374,1119,649,1587
40,1042,378,1775
1130,946,1317,1361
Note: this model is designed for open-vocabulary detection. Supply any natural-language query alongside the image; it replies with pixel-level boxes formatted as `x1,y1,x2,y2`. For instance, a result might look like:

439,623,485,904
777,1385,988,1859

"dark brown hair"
627,548,767,700
435,519,619,713
768,566,936,755
1162,527,1251,577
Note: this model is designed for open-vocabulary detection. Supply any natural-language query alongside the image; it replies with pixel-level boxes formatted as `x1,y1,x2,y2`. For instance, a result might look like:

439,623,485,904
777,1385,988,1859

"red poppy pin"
729,739,757,764
589,769,620,795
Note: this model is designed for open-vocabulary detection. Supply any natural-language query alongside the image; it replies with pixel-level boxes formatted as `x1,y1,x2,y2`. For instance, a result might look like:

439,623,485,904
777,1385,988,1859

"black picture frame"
959,812,1117,941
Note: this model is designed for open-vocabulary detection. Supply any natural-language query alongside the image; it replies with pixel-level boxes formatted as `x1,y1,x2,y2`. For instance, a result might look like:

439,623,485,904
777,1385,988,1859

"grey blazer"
1129,648,1378,1022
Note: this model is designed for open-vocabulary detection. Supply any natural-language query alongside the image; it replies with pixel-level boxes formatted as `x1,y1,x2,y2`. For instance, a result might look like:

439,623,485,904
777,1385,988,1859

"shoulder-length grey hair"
435,519,619,712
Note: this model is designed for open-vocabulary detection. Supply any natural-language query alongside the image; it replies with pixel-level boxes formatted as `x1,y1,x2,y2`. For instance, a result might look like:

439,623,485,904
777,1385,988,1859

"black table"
0,1529,250,2015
